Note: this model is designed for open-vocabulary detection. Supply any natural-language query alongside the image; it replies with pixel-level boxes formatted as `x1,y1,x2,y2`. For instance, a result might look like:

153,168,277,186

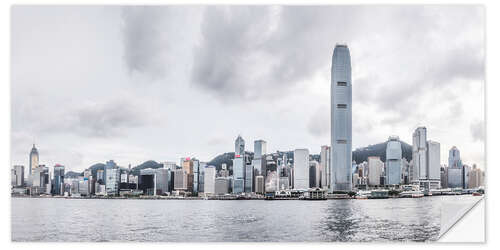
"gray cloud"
121,6,192,79
72,98,149,137
191,6,363,101
122,7,170,77
470,120,485,142
307,105,329,137
12,93,151,138
11,6,485,171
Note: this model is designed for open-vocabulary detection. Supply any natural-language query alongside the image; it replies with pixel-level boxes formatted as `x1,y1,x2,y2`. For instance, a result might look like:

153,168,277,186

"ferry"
400,185,424,198
355,195,368,200
368,190,389,199
355,190,371,199
329,193,351,199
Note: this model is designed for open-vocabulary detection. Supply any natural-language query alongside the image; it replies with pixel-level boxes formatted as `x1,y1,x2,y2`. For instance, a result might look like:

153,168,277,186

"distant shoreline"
11,194,478,201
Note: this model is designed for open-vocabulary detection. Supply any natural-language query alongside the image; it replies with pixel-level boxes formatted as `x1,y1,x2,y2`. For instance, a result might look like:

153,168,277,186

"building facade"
105,167,120,196
245,164,254,193
320,145,331,189
293,148,309,190
330,44,352,191
235,135,245,157
448,146,462,169
214,177,229,195
233,155,245,194
155,168,171,195
12,165,24,187
29,144,39,176
254,140,267,176
411,127,441,190
386,136,402,185
53,164,65,195
367,157,383,186
204,166,216,195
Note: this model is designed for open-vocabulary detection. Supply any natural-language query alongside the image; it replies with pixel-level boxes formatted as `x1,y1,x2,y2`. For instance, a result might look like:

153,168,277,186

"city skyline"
11,6,484,172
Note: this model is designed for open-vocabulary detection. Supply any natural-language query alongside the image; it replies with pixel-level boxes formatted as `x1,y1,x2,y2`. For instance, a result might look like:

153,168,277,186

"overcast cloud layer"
11,5,485,172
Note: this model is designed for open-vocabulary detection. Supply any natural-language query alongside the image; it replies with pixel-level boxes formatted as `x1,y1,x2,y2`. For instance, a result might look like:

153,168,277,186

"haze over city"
11,5,484,172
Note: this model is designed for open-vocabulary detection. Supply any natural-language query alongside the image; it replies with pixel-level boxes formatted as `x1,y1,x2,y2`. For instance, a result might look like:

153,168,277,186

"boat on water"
355,190,371,199
400,190,425,198
329,193,351,199
472,192,482,196
399,185,425,198
355,195,368,200
368,190,389,199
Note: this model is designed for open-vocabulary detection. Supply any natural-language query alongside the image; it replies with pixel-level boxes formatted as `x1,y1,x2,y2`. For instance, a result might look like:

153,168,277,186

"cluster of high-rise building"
11,44,484,197
440,146,484,189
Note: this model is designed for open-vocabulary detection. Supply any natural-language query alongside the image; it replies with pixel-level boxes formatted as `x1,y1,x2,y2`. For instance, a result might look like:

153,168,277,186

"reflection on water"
321,200,358,241
11,196,477,242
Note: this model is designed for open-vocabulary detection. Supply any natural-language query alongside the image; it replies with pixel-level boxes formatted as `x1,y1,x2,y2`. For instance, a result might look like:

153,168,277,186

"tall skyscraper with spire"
330,44,352,191
29,144,39,176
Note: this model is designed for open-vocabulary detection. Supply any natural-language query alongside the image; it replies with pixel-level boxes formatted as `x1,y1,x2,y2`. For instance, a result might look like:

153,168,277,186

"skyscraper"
53,164,64,195
233,156,245,194
412,127,427,181
104,160,117,186
255,175,265,194
204,166,216,195
12,165,24,187
192,159,200,195
139,168,156,195
253,140,267,176
448,146,462,169
293,148,309,190
309,161,320,188
155,168,171,195
330,44,352,191
29,144,39,176
320,145,331,188
411,127,441,190
367,156,383,186
235,135,245,157
426,140,441,182
245,164,254,193
386,136,402,185
105,168,120,196
233,135,246,194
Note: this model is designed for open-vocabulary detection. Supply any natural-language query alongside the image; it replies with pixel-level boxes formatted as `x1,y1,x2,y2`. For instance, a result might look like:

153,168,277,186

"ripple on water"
11,197,450,242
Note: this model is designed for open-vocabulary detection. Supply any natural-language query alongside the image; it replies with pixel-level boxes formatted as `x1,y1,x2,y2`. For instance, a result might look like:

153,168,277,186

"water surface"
11,196,477,242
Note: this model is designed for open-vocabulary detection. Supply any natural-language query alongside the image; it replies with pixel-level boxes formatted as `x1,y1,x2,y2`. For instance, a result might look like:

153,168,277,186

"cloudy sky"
11,5,484,172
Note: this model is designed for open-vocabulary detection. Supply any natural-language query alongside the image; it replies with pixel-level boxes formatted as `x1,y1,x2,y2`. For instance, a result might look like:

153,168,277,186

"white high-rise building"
412,127,441,190
367,156,383,186
320,145,331,188
426,140,441,181
12,165,24,187
203,166,216,195
293,148,309,190
330,44,352,191
105,168,120,196
412,127,427,181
